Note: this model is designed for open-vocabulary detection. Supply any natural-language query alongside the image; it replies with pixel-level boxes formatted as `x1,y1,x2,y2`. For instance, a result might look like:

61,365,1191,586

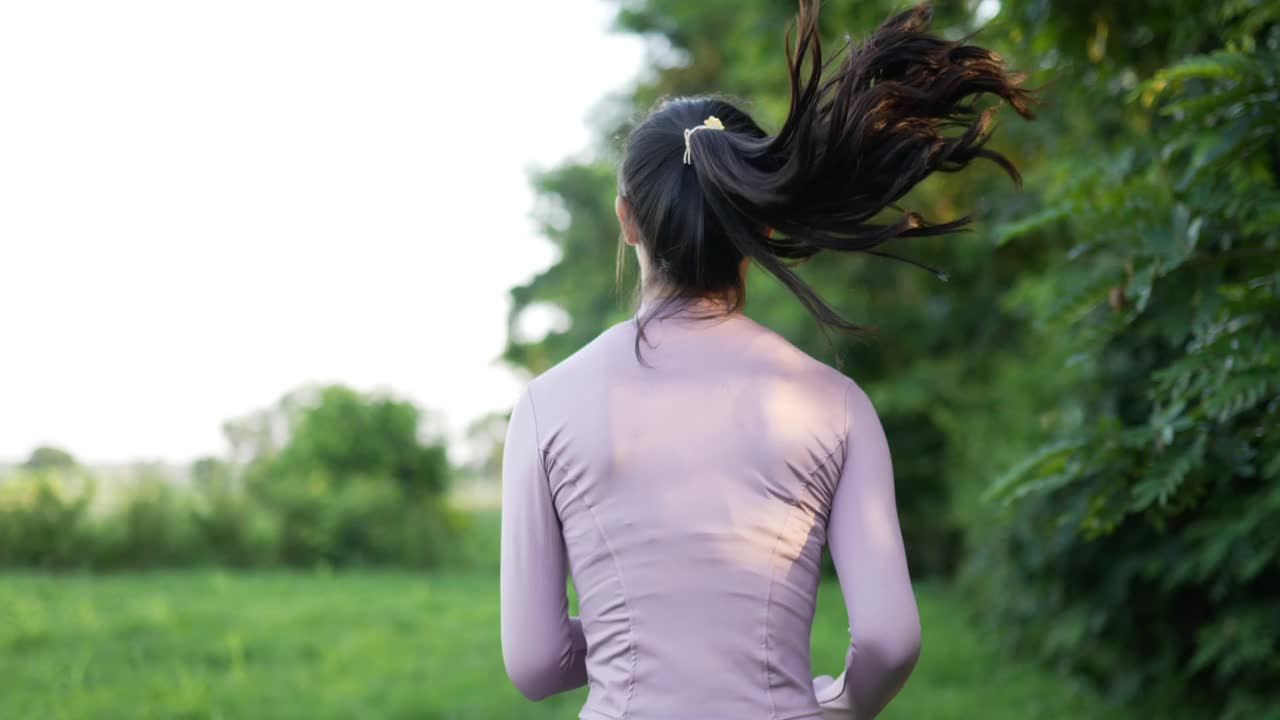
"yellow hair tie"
683,115,725,165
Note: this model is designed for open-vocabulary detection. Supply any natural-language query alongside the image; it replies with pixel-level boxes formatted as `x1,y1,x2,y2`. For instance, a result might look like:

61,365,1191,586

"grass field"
0,569,1125,720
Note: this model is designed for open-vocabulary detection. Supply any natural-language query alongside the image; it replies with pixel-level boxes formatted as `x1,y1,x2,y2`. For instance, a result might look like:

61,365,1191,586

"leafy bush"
0,470,458,571
237,383,457,568
0,384,459,571
250,472,451,568
242,384,451,500
188,483,282,568
92,474,204,569
983,32,1280,720
0,469,97,569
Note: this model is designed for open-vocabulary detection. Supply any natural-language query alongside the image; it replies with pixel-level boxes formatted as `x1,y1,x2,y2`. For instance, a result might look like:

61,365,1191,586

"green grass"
0,569,1125,720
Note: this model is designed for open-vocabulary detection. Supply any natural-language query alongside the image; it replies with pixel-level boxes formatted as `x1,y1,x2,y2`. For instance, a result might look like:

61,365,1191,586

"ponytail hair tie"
682,115,725,165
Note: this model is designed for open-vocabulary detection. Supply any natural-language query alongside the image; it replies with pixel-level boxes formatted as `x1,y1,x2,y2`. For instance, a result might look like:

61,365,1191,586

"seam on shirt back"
841,379,854,470
570,471,638,718
527,386,638,719
800,436,846,480
524,386,549,479
765,455,839,719
522,384,627,707
763,494,806,719
764,380,855,718
796,378,856,480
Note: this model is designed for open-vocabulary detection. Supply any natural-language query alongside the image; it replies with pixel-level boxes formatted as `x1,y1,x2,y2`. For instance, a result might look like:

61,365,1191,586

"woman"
499,2,1035,718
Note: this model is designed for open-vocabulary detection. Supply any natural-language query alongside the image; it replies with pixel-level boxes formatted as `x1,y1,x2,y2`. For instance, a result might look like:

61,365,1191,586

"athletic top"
499,296,920,720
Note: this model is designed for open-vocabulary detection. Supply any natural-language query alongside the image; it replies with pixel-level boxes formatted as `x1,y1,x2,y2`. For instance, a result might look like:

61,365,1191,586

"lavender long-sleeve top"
500,300,921,720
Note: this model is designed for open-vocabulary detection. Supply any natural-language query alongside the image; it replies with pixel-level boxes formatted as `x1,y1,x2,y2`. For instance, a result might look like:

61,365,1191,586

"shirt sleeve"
815,380,922,718
499,385,589,701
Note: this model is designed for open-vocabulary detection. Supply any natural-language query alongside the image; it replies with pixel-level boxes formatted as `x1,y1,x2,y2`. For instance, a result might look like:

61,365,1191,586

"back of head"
616,1,1038,366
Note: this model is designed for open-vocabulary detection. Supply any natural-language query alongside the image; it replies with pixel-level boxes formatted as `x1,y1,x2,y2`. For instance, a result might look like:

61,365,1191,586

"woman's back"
498,0,1037,713
500,300,921,720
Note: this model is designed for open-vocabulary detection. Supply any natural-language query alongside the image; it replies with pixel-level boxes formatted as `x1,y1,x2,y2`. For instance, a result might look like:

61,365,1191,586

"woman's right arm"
815,381,921,719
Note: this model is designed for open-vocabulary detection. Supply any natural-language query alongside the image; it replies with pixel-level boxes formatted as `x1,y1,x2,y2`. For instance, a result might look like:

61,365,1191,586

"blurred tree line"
0,385,458,570
504,1,1279,717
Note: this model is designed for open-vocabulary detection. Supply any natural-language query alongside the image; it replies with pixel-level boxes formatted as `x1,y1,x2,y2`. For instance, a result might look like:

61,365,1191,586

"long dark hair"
616,0,1037,367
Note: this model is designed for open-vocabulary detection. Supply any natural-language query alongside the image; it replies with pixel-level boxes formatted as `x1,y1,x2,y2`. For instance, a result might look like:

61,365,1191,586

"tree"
239,384,452,499
191,456,233,492
227,384,455,568
976,2,1280,717
21,446,77,472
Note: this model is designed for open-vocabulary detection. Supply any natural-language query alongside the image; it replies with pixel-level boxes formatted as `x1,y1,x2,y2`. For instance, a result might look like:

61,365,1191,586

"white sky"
0,1,647,465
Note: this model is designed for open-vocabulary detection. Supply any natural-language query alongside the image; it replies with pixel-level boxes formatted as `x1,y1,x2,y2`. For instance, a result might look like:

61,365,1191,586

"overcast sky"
0,1,647,464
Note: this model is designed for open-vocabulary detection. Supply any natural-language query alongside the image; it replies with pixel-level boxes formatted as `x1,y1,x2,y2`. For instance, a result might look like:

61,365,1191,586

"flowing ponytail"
617,1,1037,366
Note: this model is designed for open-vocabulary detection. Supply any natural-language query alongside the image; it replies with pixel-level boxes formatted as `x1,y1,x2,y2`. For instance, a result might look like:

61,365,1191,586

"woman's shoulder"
527,313,855,400
524,318,635,394
737,314,855,391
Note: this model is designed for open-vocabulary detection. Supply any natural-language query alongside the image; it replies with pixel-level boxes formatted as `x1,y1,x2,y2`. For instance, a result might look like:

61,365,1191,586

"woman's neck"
636,289,744,321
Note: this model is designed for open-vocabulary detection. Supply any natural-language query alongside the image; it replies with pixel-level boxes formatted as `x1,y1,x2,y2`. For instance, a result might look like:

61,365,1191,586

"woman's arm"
815,381,922,718
499,386,589,700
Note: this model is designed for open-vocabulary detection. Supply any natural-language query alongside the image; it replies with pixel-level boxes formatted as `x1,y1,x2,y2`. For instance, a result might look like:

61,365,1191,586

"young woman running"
500,2,1035,718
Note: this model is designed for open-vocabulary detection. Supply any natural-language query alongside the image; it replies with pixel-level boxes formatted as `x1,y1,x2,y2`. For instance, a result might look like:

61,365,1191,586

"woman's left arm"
499,386,589,700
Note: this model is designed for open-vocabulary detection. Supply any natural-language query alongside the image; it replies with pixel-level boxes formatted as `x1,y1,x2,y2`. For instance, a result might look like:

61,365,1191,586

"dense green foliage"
250,385,450,499
0,385,458,570
0,569,1120,720
979,4,1280,717
504,0,1280,716
233,385,455,567
0,469,97,568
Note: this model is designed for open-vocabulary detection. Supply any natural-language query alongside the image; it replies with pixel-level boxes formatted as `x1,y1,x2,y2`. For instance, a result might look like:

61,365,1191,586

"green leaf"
1130,434,1207,512
984,440,1085,505
995,206,1070,247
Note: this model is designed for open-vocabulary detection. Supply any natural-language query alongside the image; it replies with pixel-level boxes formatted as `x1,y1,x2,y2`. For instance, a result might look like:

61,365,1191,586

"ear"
616,195,639,246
